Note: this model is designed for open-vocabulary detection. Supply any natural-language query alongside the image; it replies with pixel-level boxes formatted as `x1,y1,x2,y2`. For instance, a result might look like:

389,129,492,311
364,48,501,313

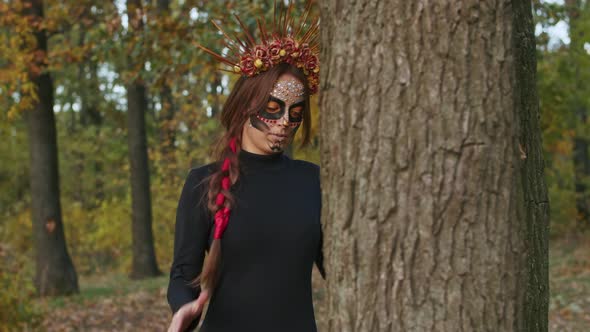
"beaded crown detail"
195,0,320,94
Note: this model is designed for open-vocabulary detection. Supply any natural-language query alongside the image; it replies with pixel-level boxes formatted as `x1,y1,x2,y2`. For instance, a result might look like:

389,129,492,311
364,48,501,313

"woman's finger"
168,304,191,332
192,290,210,316
167,316,180,332
168,292,210,332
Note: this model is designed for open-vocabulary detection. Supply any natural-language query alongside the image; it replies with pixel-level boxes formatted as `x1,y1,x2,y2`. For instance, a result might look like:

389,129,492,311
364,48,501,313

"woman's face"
241,72,306,154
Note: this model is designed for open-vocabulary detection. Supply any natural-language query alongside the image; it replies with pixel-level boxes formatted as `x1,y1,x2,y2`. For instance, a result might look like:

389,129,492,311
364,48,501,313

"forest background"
1,0,589,330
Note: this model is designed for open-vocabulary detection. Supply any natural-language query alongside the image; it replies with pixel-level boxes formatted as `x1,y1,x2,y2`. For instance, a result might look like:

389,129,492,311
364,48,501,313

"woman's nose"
279,112,289,126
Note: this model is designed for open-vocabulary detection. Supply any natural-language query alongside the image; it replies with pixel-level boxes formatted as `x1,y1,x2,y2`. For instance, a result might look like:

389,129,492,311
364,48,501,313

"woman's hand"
167,289,210,332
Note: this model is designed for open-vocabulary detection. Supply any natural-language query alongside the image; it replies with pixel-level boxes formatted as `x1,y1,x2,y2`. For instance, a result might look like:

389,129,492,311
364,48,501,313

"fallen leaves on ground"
24,236,589,332
38,287,171,332
549,234,590,332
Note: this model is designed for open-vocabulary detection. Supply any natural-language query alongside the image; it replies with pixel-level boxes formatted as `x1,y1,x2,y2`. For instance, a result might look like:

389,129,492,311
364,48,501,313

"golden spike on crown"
194,0,320,95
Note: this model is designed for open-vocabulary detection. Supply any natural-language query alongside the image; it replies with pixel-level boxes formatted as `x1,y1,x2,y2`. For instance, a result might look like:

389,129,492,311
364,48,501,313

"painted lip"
270,133,287,138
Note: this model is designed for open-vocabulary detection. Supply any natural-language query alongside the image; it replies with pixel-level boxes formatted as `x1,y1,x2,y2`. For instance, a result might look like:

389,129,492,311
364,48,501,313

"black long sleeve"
167,166,213,328
314,175,326,280
315,221,326,280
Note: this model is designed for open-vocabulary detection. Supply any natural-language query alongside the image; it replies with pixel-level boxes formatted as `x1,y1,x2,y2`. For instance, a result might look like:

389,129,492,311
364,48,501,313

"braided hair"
190,63,313,293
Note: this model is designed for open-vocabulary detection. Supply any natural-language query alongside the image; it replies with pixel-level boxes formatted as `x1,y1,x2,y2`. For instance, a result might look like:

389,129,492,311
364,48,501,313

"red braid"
189,136,238,291
213,137,237,239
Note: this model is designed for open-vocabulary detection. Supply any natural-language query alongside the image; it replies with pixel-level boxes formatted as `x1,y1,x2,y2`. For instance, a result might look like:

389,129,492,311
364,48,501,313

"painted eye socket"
290,106,303,120
266,101,281,114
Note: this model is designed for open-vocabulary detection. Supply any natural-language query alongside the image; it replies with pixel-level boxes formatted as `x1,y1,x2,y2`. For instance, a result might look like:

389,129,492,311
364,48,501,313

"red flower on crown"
239,54,256,76
253,45,272,70
268,40,284,64
305,55,319,74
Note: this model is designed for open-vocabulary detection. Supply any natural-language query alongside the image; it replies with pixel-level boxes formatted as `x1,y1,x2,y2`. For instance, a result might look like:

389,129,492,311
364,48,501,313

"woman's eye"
266,102,281,113
290,107,303,118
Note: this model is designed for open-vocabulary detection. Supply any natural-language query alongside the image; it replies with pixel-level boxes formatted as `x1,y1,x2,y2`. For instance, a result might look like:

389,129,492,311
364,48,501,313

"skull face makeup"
244,73,307,153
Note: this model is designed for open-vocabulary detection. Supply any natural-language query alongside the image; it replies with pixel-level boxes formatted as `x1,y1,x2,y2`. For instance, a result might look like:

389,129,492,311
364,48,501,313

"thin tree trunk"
24,0,78,297
319,0,549,331
126,0,161,279
210,71,223,118
72,27,86,205
159,84,177,161
565,0,590,230
78,60,105,207
156,0,179,177
84,62,105,203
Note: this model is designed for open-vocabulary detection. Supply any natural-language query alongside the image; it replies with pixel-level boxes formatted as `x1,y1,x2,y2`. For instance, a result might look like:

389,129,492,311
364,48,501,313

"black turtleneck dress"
166,149,325,332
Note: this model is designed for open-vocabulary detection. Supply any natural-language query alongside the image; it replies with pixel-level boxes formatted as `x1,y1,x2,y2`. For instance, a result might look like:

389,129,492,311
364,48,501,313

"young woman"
166,3,324,331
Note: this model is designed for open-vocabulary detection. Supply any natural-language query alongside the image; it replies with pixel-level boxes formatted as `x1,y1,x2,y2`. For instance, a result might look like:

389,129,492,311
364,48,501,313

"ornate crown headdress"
196,1,320,94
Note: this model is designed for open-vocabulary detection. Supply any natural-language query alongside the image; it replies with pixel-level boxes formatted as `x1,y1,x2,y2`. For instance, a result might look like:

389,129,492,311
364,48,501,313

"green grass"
35,273,169,310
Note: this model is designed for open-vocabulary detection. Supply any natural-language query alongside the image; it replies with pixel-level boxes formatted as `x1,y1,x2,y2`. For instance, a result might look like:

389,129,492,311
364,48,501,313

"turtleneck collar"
238,148,287,173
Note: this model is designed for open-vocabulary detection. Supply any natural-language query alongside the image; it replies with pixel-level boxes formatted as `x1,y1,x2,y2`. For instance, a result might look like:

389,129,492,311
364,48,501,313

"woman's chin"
267,141,286,152
266,137,285,149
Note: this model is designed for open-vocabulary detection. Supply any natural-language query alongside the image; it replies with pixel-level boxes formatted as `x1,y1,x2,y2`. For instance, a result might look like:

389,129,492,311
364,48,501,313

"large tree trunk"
126,0,161,279
319,1,549,331
25,0,78,297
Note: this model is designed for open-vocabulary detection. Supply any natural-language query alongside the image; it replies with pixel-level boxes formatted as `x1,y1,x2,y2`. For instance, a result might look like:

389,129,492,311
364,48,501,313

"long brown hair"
190,63,313,292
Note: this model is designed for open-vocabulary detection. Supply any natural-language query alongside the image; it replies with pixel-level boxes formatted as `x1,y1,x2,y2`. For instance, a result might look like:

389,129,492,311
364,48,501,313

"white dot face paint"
270,78,305,105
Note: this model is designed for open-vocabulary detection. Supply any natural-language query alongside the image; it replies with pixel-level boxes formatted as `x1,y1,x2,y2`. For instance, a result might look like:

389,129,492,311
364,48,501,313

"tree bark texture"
319,0,549,331
126,0,161,278
25,0,79,297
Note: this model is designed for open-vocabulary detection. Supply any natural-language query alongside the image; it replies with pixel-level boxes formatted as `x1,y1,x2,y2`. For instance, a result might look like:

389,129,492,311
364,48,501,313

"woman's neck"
238,148,286,173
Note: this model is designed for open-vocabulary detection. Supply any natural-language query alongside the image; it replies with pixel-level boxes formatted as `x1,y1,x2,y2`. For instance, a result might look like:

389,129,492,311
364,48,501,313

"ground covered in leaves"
25,269,327,332
18,237,589,331
33,274,171,331
548,235,590,331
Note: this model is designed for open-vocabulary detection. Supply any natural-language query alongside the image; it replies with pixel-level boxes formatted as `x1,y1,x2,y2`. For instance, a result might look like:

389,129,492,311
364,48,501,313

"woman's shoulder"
183,161,219,190
188,161,218,179
291,159,319,169
289,158,320,176
289,159,321,194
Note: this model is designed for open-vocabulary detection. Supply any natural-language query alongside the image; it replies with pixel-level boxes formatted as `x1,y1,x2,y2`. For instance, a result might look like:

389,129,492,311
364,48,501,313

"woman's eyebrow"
290,100,305,108
269,95,286,106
